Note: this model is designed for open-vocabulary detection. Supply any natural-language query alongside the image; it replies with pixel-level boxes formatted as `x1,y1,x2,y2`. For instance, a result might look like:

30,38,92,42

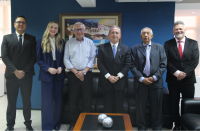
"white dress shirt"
173,37,186,77
105,42,124,79
16,32,25,45
64,37,96,71
49,37,56,60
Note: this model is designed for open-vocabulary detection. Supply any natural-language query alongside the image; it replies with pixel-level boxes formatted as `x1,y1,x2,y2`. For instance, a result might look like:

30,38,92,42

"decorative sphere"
98,113,107,123
102,117,113,128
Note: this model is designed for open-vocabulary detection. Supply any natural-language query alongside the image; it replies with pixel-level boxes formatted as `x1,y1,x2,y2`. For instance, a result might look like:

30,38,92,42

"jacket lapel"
13,33,21,52
21,33,27,53
106,42,114,60
150,42,156,72
138,42,146,57
115,43,121,60
150,42,155,61
182,37,189,60
172,38,181,60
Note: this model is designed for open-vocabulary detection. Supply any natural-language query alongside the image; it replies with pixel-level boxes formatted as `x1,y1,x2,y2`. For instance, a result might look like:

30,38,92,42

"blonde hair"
41,21,64,53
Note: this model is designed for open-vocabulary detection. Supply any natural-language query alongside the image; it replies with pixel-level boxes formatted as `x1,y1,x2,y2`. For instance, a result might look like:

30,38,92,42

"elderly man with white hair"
64,22,96,130
131,27,167,131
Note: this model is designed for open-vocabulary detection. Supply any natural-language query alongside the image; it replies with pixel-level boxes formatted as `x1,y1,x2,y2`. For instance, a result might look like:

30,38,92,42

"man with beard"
164,21,199,130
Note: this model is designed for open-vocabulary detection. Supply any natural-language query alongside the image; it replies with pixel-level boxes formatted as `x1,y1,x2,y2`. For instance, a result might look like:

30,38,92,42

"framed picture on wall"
59,13,122,69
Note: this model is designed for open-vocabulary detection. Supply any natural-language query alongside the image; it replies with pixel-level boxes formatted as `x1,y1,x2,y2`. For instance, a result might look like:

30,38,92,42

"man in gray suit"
130,27,167,131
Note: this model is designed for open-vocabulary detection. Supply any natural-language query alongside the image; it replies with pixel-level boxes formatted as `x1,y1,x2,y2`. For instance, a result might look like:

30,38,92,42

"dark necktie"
178,41,183,59
19,35,22,50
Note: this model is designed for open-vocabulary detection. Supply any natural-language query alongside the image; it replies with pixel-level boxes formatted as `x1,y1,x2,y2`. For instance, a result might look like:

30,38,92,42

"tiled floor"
0,94,172,131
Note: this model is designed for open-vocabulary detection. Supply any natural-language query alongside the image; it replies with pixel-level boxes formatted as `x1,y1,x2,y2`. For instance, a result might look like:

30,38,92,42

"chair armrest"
181,98,200,115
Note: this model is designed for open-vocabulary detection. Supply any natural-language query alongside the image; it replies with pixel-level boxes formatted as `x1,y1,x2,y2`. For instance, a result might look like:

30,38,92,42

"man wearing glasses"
64,22,96,130
1,15,36,131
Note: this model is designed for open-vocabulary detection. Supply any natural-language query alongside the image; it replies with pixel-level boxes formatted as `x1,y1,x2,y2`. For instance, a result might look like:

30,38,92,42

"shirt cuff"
117,72,124,79
139,77,145,83
105,73,111,79
86,63,95,69
153,75,158,81
173,70,180,77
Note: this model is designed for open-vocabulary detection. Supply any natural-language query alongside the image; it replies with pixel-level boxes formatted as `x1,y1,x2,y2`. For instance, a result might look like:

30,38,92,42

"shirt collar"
49,37,55,41
75,37,85,42
143,41,151,47
110,41,119,48
16,31,25,37
175,37,186,43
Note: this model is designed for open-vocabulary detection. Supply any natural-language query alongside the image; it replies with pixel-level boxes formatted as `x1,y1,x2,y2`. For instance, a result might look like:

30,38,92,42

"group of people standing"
1,15,199,131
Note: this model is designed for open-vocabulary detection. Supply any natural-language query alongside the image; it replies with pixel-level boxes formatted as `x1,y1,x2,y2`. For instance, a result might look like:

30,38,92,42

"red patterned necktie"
178,41,183,59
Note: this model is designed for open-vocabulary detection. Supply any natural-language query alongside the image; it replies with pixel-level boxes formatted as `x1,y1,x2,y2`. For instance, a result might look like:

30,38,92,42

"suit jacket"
97,42,131,90
130,42,167,89
164,37,199,84
1,33,36,78
36,39,65,82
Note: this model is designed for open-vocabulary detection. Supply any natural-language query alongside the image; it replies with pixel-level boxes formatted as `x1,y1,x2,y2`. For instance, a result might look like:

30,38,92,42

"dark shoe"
26,126,33,131
68,126,74,131
173,126,180,130
5,127,14,131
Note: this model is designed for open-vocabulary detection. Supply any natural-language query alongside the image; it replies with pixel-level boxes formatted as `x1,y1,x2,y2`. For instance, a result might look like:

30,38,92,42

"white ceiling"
115,0,200,2
76,0,200,16
116,0,182,2
178,0,200,3
175,3,200,16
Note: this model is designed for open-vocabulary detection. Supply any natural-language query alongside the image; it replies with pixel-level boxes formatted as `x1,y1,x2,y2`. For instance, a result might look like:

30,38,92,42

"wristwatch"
83,70,86,75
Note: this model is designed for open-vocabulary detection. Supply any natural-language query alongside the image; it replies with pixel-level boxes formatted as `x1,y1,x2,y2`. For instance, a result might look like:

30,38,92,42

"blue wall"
11,0,175,109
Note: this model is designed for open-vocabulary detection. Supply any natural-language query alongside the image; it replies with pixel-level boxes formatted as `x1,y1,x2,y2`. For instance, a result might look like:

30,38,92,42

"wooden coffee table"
73,113,133,131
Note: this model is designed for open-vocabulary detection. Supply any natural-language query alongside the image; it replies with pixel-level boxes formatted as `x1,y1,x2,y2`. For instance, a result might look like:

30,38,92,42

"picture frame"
59,13,122,69
59,13,121,43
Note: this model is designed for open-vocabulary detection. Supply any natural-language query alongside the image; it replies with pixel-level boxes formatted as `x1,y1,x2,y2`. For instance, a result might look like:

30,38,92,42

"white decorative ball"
102,117,113,128
98,113,107,124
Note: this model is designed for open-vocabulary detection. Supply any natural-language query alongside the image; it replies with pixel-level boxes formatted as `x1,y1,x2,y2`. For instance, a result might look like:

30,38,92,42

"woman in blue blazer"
36,21,65,130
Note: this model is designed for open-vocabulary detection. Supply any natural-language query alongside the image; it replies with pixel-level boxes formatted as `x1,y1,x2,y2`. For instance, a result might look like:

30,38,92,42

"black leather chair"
61,76,173,129
180,98,200,130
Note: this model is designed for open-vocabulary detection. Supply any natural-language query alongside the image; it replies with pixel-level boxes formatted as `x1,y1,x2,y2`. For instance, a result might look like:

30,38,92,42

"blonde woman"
36,21,65,130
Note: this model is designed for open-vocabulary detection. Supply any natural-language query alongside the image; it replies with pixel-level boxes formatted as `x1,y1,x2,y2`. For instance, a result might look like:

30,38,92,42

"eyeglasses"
74,28,84,32
15,21,26,25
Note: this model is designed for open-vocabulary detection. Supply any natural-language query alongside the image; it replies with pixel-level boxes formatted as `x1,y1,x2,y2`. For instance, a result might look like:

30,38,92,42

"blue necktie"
113,45,116,58
144,45,150,76
19,35,22,50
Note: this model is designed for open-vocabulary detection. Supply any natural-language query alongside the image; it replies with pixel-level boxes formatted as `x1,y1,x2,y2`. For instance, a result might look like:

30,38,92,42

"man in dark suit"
1,15,36,131
97,25,131,113
164,21,199,130
131,27,167,131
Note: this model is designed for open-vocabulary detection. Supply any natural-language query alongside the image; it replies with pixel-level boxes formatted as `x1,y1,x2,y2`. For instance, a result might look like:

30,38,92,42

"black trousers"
102,87,125,113
68,71,93,126
135,84,163,131
6,76,33,128
168,82,194,126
